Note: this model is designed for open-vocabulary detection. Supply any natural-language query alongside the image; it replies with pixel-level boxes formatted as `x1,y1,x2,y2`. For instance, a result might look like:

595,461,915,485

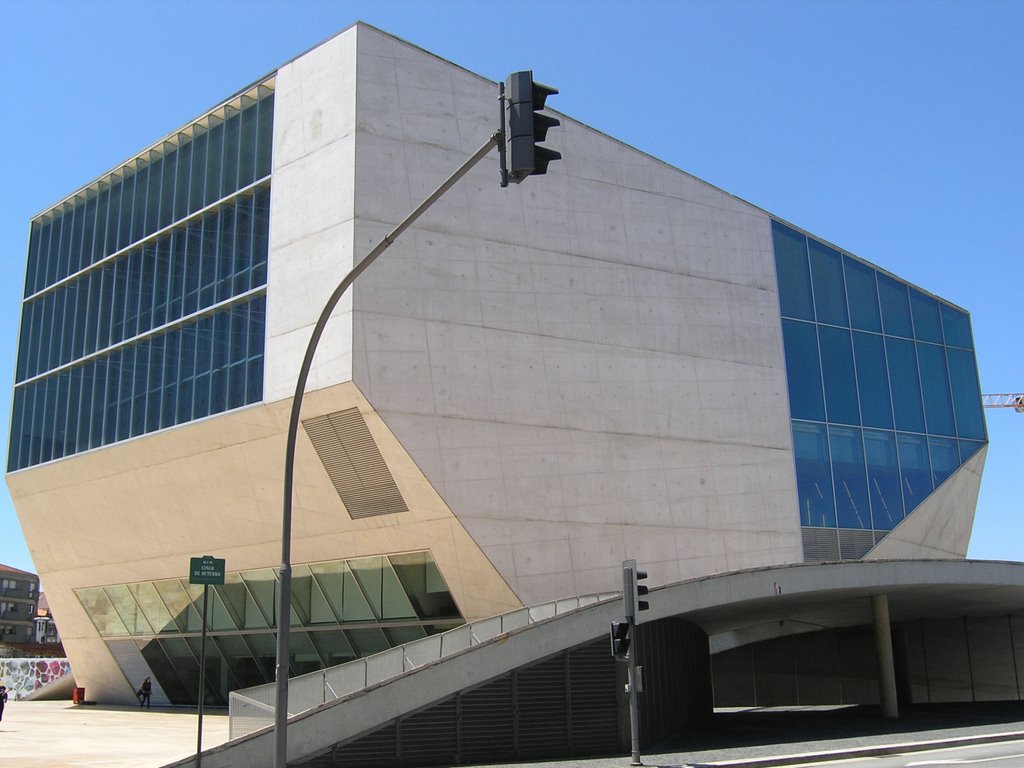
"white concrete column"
872,593,899,718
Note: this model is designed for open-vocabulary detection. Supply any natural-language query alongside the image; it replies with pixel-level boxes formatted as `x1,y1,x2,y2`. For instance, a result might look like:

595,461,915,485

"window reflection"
896,432,933,514
864,429,903,530
11,83,274,473
773,220,987,553
828,426,869,529
78,552,464,706
792,422,835,528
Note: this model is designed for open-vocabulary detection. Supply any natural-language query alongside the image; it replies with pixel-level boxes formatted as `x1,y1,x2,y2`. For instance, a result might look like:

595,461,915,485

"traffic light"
505,70,561,183
635,568,649,614
610,619,631,659
623,560,650,620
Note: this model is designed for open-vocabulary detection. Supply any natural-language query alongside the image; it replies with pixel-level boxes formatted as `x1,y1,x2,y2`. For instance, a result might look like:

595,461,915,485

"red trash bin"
72,686,85,704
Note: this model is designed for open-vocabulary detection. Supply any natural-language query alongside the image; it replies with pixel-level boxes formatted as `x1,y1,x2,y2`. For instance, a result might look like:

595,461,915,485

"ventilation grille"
838,528,876,560
802,527,840,562
802,526,887,562
296,638,620,766
303,408,408,519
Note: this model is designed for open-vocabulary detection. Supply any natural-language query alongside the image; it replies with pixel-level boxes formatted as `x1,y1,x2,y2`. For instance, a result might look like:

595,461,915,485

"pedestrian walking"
0,684,8,721
137,676,152,709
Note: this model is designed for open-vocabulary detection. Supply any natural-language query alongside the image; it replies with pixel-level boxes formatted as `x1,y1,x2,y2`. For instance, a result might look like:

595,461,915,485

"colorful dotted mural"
0,658,71,699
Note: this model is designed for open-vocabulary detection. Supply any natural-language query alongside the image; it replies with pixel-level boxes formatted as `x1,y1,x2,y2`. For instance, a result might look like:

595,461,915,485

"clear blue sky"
1,1,1021,578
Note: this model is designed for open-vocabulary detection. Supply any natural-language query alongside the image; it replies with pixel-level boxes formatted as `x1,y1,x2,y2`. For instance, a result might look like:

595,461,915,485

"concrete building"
0,564,40,648
6,22,997,756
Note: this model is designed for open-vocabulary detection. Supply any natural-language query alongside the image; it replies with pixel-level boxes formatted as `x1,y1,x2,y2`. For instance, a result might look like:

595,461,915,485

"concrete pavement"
2,700,1024,768
0,701,229,768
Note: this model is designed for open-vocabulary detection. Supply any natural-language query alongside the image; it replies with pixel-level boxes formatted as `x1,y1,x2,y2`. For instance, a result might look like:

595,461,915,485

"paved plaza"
4,699,1024,768
0,701,229,768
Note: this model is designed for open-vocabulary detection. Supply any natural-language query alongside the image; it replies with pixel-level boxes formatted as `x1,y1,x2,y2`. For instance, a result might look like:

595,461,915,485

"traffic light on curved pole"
505,70,561,183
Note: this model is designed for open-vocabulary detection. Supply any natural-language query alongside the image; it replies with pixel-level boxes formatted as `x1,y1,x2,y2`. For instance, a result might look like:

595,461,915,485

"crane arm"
982,394,1024,413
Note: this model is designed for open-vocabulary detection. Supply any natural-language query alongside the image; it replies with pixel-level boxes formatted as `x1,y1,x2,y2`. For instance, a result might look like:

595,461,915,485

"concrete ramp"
169,594,624,768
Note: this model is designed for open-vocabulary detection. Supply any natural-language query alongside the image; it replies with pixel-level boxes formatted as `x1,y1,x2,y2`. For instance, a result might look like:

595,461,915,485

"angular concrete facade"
7,23,984,707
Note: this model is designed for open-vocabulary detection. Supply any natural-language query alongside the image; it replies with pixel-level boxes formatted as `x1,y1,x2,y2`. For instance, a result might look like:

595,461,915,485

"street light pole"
273,132,500,768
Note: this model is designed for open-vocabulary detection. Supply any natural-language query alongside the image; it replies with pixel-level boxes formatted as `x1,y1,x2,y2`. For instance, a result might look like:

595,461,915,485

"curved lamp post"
273,132,500,768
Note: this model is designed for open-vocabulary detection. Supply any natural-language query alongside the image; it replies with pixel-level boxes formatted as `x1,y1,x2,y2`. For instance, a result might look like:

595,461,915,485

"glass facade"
773,221,986,555
75,552,463,705
9,81,275,472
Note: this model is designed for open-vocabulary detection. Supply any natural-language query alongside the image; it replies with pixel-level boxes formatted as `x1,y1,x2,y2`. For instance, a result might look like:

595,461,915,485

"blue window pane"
104,353,120,445
252,189,269,287
16,303,32,382
239,96,258,186
189,129,209,214
255,90,274,179
80,194,96,269
844,256,881,332
8,387,25,472
782,320,824,421
91,358,107,449
929,436,959,487
809,240,848,326
233,197,253,295
178,324,197,424
24,221,42,298
205,117,225,208
161,331,180,430
864,429,904,530
223,106,241,195
116,346,134,442
946,348,985,440
819,326,860,425
53,371,70,460
77,364,94,455
247,297,265,404
852,331,893,429
131,342,150,438
886,337,925,433
897,432,933,514
174,137,192,222
878,274,912,338
829,425,869,529
217,206,236,303
941,304,973,350
959,439,984,463
909,289,942,343
146,336,165,434
793,421,835,528
772,221,813,321
917,343,955,436
159,145,176,231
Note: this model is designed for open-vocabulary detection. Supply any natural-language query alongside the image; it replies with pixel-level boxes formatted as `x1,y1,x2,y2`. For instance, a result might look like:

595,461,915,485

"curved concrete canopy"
648,559,1024,651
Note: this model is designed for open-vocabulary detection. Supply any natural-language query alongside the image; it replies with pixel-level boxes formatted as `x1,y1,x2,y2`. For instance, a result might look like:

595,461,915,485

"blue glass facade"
9,82,275,472
772,221,986,553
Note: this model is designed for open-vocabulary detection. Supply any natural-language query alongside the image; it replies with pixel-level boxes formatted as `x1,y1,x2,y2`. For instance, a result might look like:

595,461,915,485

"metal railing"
228,592,616,739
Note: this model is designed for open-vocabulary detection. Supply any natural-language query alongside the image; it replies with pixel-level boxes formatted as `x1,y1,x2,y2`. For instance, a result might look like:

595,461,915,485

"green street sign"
189,555,226,586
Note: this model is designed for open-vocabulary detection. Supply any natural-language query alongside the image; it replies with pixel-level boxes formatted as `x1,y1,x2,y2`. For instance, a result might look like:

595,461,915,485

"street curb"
678,728,1024,767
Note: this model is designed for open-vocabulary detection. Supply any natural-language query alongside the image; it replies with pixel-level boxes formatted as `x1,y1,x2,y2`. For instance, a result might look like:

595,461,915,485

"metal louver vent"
295,638,620,767
838,529,876,560
802,527,840,562
303,408,408,519
803,527,889,562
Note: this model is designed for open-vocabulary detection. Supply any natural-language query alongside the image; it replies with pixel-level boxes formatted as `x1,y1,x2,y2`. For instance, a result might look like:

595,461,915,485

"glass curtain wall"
773,221,986,556
75,552,463,705
9,80,275,472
